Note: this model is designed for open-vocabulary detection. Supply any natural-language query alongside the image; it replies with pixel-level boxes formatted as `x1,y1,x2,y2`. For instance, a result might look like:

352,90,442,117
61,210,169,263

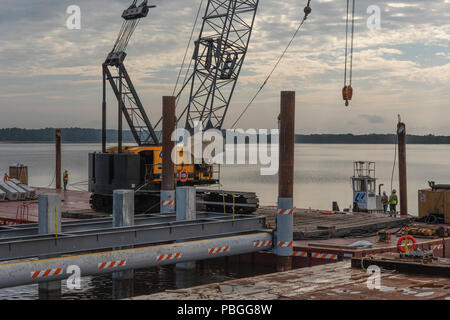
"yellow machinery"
418,182,450,224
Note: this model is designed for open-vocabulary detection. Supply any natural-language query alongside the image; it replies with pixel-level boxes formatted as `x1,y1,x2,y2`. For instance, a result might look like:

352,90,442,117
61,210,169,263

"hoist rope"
344,0,355,86
231,4,311,129
172,0,205,97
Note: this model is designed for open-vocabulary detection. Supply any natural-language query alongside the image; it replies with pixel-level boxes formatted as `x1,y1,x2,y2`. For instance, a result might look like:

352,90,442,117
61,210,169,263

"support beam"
38,194,62,296
0,233,272,289
176,186,197,269
55,129,62,190
112,190,135,280
161,96,176,214
276,91,295,272
0,215,266,261
397,121,408,217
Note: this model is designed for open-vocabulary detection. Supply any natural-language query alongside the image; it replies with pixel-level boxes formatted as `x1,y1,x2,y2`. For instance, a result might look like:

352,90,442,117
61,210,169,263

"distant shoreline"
1,128,450,144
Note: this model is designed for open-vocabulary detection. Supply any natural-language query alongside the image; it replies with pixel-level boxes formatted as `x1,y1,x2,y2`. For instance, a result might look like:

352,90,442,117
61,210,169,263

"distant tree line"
1,128,450,144
0,128,135,143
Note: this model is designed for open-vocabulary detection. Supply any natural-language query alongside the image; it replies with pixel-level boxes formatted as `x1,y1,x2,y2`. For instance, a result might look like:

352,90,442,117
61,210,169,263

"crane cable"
172,0,205,97
343,0,355,106
231,1,312,129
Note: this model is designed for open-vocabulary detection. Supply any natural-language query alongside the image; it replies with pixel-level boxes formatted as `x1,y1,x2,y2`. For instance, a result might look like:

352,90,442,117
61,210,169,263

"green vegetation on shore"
0,128,450,144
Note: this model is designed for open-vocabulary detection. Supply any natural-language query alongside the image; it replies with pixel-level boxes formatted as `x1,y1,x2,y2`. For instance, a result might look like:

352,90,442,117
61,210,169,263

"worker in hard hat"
389,190,398,217
63,170,69,191
381,191,389,213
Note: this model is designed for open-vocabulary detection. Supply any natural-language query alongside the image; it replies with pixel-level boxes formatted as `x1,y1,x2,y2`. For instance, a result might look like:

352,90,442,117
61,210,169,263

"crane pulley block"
342,85,353,107
122,2,155,20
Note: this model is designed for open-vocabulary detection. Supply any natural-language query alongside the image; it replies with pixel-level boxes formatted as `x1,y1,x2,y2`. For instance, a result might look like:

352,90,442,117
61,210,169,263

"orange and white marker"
430,244,443,251
293,251,307,257
98,260,127,270
160,200,175,207
253,240,273,248
208,246,230,254
156,252,182,262
277,208,295,215
277,241,293,248
311,252,338,260
31,268,63,279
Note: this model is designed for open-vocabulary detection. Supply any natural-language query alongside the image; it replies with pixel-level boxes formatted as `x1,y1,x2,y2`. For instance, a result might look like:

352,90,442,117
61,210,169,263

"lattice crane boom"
177,0,259,132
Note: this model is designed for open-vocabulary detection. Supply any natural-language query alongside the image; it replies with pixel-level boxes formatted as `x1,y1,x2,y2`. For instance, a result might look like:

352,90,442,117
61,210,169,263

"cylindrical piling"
276,91,295,272
55,129,62,190
161,96,176,214
397,121,408,217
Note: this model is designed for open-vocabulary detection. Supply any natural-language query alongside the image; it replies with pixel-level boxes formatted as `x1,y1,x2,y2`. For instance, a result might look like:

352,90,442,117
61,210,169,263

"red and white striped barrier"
253,240,272,248
277,241,293,248
31,268,63,279
430,244,443,251
311,252,338,260
277,208,295,215
293,251,307,257
157,252,182,262
98,260,126,270
160,200,175,207
208,246,230,254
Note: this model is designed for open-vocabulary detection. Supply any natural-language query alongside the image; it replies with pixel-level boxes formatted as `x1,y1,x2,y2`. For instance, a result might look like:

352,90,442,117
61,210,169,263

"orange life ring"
397,235,417,253
179,169,188,183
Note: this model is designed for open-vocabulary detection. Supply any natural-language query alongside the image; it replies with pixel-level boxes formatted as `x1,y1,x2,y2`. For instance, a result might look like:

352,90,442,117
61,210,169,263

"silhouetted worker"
63,170,69,191
3,173,9,182
381,191,389,213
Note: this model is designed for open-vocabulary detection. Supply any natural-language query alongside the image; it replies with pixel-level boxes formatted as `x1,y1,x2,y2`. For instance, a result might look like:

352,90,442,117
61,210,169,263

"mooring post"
176,186,196,270
112,190,135,280
397,120,408,217
55,129,62,190
38,194,62,298
161,96,176,214
276,91,295,272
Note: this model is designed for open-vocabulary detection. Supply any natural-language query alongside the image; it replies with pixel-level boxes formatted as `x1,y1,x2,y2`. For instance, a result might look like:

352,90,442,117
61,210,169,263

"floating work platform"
0,187,98,224
129,260,450,300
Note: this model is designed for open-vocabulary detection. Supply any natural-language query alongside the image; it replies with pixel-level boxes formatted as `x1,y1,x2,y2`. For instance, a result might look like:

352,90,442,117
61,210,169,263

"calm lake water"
0,142,447,215
0,142,447,299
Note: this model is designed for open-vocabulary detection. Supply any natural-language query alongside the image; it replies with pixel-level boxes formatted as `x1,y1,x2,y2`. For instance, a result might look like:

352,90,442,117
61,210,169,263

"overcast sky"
0,0,449,134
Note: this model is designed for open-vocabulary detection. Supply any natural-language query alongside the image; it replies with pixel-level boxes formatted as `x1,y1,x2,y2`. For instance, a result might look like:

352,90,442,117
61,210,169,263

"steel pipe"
0,232,272,289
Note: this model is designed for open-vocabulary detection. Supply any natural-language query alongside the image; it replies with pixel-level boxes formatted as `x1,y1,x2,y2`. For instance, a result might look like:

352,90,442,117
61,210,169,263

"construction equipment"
418,182,450,224
89,1,259,214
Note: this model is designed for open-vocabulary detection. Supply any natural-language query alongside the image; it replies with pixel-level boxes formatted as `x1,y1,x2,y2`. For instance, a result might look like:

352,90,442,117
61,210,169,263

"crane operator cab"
351,161,383,213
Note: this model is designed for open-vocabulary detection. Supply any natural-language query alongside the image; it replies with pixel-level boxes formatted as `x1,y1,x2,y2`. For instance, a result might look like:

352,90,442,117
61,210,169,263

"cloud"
360,114,385,124
0,0,449,135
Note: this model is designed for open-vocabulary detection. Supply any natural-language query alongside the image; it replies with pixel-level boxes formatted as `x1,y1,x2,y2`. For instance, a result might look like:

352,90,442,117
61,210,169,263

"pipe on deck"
0,232,272,289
